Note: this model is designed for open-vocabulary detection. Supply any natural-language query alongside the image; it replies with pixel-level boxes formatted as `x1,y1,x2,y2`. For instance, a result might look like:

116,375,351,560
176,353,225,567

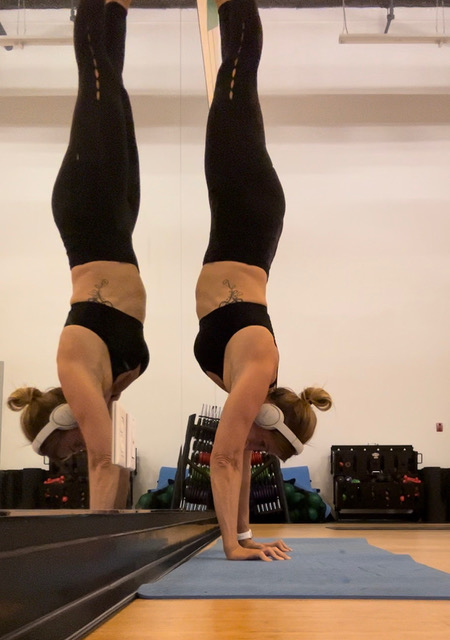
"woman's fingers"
261,545,291,560
263,538,293,552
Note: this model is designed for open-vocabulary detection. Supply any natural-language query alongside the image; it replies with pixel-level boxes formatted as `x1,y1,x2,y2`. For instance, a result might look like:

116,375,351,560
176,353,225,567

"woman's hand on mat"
237,539,291,560
226,544,284,561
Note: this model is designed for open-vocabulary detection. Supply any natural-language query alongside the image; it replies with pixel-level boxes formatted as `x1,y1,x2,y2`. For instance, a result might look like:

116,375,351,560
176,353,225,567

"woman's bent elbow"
211,451,240,472
87,450,114,470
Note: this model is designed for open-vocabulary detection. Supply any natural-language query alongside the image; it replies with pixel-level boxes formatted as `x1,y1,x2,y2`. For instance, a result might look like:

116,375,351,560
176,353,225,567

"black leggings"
52,0,140,269
203,0,285,276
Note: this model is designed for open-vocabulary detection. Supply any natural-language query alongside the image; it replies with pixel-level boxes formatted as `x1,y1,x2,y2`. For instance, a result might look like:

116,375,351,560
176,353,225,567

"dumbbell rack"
172,408,289,523
248,450,290,523
171,411,217,512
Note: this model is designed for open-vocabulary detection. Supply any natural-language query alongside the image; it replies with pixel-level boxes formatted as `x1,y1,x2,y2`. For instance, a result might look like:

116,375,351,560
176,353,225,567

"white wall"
0,7,449,509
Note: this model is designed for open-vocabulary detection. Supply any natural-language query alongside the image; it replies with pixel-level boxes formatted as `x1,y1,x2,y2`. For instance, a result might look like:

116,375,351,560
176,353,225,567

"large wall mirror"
1,2,449,511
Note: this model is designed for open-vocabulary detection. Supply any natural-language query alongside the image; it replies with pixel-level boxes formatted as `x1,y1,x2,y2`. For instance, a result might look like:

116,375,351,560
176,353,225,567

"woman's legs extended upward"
206,0,266,177
51,1,139,509
52,0,140,267
203,0,285,273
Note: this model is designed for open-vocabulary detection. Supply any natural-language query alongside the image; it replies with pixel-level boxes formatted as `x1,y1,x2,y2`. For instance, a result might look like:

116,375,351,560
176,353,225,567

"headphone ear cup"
50,404,77,429
255,403,284,429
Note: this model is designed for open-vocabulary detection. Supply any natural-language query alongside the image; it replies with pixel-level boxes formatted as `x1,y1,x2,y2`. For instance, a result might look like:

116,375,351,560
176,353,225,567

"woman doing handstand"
8,0,148,510
194,0,332,560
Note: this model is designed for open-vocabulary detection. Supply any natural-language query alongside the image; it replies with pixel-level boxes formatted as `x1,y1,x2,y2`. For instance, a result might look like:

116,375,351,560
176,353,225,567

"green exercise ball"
136,492,153,509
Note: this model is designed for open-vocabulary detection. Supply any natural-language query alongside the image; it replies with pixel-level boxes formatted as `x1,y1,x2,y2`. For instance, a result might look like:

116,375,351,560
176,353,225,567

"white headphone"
32,404,78,455
255,403,304,455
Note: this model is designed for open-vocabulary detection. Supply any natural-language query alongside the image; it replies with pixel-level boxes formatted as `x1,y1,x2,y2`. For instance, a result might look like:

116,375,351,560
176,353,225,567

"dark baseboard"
0,509,219,640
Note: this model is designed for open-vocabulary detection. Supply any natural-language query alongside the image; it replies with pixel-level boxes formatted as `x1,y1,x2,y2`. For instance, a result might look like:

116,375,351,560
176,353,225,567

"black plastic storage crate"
331,445,424,520
0,454,90,510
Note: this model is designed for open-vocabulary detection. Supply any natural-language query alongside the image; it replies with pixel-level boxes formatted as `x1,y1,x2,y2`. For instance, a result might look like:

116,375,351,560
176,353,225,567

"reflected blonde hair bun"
7,386,65,442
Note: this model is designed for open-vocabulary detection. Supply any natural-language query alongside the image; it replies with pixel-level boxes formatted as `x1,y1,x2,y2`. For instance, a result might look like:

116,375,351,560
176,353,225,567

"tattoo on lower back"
219,279,244,307
87,279,114,306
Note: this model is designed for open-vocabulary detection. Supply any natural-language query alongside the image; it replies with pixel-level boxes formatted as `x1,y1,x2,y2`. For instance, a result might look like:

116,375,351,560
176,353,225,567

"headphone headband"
255,403,304,455
31,403,78,455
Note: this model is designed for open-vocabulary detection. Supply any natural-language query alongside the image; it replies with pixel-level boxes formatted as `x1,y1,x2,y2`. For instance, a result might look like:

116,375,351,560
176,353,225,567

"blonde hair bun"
7,387,42,412
7,386,65,443
300,387,332,412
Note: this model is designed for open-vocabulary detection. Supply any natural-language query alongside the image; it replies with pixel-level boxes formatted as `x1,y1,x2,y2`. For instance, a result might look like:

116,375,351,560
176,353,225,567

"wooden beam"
0,35,73,48
339,33,450,45
196,0,220,106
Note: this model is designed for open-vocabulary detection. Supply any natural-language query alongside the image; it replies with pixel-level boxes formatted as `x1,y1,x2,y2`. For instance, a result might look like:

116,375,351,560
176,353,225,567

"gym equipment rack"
172,409,290,523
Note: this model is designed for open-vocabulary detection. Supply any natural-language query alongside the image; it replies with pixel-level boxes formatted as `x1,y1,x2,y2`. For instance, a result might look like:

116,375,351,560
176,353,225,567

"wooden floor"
85,523,450,640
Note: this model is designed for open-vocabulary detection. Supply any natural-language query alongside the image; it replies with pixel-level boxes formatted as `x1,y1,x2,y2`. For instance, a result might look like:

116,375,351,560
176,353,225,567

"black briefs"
202,0,285,276
65,301,149,381
194,302,277,386
52,0,140,269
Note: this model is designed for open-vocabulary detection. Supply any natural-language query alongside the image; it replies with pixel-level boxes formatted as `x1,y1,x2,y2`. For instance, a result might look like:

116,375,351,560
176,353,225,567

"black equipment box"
0,453,89,510
331,445,424,520
0,452,136,510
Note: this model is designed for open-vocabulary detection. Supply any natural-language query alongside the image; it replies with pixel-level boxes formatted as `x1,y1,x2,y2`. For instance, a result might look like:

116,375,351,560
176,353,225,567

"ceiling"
0,1,447,10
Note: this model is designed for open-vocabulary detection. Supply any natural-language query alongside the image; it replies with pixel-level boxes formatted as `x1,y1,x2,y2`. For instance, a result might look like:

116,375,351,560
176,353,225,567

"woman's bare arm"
210,360,287,561
57,326,128,509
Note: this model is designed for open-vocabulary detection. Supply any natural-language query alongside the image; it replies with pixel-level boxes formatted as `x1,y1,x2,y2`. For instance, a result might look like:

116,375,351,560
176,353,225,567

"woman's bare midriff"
195,261,268,319
70,261,147,323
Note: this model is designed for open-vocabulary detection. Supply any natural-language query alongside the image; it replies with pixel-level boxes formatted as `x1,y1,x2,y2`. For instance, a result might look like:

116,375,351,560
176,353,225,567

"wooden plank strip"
196,0,220,105
339,33,450,45
0,36,73,48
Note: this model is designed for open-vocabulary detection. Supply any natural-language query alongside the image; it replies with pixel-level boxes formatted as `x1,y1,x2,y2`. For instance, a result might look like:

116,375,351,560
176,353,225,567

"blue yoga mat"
138,537,450,600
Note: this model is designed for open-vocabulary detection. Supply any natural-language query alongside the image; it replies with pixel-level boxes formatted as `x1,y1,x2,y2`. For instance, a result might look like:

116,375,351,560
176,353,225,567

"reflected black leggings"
203,0,285,276
52,0,140,269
